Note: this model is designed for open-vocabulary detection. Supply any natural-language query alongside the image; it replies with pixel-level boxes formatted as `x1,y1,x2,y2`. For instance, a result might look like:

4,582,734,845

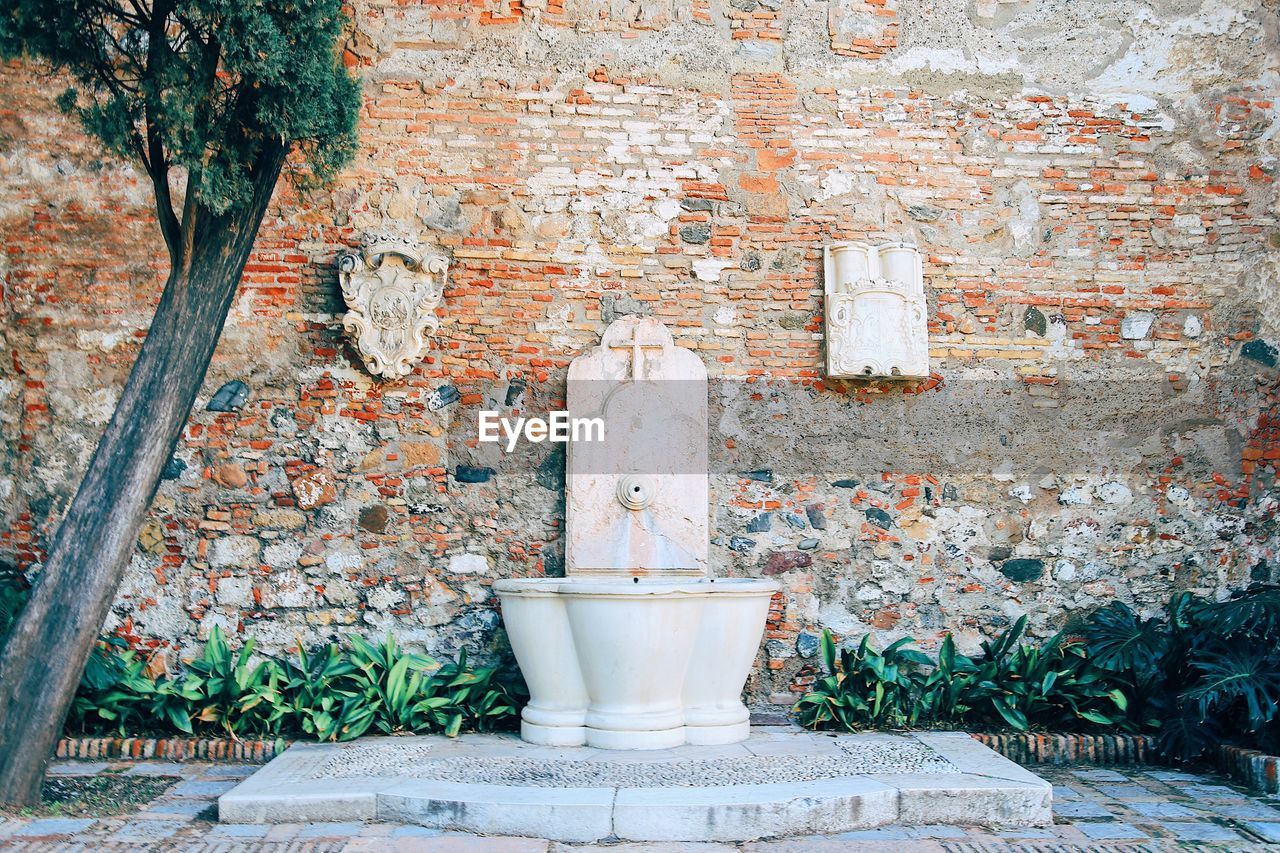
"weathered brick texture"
0,0,1276,706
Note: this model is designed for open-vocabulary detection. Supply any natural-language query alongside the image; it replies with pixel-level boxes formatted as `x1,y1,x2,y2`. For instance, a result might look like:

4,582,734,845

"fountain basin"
494,577,778,749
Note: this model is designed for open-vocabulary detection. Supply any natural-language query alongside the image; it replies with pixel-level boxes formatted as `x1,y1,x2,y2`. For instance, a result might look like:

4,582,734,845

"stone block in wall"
480,0,524,25
209,536,260,570
611,0,673,29
969,0,1030,25
829,0,898,60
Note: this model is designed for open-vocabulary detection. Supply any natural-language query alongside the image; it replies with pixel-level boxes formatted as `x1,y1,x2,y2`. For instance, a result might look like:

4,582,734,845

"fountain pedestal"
495,578,776,749
496,317,778,749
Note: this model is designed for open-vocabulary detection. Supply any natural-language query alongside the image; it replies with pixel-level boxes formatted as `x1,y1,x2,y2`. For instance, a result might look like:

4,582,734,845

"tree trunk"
0,146,285,806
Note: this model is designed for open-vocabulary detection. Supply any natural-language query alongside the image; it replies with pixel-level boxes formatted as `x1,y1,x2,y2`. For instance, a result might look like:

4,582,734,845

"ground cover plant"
0,774,181,819
66,628,526,743
70,585,1280,764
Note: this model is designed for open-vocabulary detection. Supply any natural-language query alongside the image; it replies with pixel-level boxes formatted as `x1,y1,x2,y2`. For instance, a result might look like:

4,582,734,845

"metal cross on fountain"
607,323,668,380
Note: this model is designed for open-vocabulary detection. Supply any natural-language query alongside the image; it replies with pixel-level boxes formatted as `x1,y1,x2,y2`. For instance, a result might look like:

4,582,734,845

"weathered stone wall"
1,0,1277,706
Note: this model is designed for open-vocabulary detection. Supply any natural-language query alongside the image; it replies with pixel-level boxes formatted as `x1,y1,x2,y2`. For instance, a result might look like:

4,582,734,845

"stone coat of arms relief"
823,241,930,379
338,234,449,380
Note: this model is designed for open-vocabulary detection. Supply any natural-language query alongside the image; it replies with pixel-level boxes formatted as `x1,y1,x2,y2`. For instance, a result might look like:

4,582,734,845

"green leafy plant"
1076,599,1169,733
914,633,980,725
797,617,1128,734
346,635,438,735
967,616,1128,732
66,638,150,735
414,649,528,737
281,643,370,743
794,632,931,730
1082,586,1280,761
133,671,206,736
183,627,286,738
66,630,527,744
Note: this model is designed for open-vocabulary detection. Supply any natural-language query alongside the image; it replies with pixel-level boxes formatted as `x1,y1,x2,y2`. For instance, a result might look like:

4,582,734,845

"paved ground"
0,760,1277,850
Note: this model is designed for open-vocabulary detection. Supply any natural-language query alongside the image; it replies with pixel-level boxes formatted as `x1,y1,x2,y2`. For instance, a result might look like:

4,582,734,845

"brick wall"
0,0,1276,707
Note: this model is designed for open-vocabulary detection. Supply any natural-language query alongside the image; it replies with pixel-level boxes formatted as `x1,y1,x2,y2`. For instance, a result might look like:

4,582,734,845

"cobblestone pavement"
0,761,1277,850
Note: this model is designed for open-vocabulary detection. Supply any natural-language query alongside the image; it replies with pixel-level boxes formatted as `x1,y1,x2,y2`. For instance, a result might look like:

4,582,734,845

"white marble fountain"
494,316,778,749
219,316,1052,840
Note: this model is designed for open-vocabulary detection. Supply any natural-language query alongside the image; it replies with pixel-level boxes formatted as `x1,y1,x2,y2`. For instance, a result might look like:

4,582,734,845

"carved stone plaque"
823,241,929,379
338,235,448,380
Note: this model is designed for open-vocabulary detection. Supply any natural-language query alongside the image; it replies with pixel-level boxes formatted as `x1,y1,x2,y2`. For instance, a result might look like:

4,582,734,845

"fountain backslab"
494,317,778,749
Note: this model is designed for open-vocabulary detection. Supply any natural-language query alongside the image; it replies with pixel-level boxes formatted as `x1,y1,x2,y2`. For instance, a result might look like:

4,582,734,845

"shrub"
281,642,370,742
65,629,526,743
346,634,438,736
67,637,156,734
963,616,1128,732
182,628,287,737
414,649,524,737
1081,585,1280,761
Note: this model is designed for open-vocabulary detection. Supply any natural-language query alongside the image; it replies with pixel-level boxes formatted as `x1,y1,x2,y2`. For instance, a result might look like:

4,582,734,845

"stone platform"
218,729,1051,842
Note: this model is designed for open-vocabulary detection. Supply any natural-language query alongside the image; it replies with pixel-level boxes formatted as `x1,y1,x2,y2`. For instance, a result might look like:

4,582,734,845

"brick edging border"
1212,743,1280,796
55,732,1279,796
971,732,1280,795
970,732,1158,765
55,736,290,763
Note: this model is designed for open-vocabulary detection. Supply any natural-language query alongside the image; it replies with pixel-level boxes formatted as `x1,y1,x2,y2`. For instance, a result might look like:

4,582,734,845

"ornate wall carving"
338,235,449,380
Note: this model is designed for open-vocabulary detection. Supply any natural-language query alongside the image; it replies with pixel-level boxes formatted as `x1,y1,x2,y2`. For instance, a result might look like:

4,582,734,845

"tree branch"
71,5,141,97
144,119,181,267
172,12,212,52
143,0,181,268
175,19,224,273
124,0,149,25
86,0,145,29
128,134,149,174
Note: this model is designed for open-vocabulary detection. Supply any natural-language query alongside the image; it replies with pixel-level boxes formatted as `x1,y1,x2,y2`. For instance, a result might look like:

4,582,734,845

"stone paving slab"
1093,782,1160,800
172,779,239,797
219,731,1050,841
298,821,383,838
1158,820,1245,841
1246,819,1280,843
46,761,109,776
1046,799,1110,818
137,797,217,819
1184,782,1249,800
108,818,186,842
1069,768,1128,782
992,827,1058,839
1076,821,1149,840
203,764,261,779
213,823,273,838
1220,801,1280,820
7,817,97,837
